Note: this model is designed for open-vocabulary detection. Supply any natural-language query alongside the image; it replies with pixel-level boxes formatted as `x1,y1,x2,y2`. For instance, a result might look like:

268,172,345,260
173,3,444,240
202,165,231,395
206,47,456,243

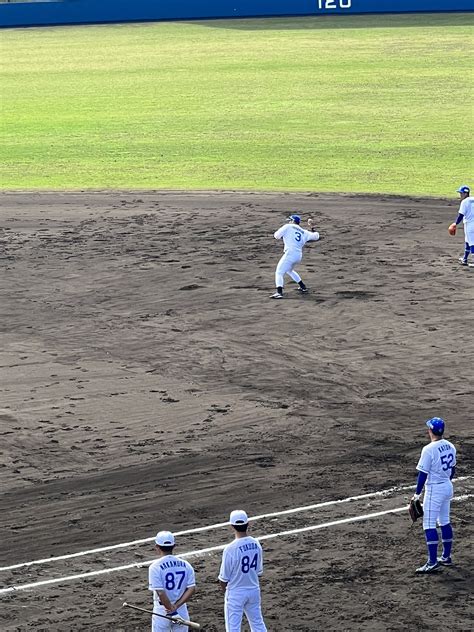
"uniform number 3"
165,571,185,590
294,232,302,242
441,453,454,471
241,553,258,573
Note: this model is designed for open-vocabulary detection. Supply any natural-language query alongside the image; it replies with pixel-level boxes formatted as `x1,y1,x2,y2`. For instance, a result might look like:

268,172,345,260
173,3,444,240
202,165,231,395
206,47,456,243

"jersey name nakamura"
159,559,187,570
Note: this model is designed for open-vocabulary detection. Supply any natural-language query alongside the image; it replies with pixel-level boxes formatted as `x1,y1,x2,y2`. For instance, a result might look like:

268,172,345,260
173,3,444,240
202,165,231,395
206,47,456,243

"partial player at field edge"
448,185,474,266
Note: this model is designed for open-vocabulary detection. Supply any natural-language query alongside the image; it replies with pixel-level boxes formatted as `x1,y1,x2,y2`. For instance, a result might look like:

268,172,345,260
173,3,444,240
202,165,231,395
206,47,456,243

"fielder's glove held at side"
408,497,424,522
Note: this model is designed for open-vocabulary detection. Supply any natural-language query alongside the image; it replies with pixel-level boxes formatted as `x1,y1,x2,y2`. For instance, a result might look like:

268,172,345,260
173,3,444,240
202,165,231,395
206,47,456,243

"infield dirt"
0,191,472,631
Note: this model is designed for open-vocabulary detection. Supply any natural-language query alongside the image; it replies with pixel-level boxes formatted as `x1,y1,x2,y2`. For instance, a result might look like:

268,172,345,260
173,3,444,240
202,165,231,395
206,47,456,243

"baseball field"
1,12,473,632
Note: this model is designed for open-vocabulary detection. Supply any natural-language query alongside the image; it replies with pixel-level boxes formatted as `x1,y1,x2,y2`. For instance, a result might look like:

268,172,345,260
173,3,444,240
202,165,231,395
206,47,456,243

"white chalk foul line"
2,487,410,573
0,478,455,573
1,476,471,573
1,493,472,596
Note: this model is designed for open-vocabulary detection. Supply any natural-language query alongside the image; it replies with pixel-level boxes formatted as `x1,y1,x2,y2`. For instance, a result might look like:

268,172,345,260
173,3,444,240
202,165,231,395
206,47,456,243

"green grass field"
1,13,473,194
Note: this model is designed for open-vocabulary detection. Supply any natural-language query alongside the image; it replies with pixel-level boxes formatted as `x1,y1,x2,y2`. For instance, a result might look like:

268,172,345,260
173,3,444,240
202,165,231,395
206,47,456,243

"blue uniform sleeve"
455,213,464,225
450,465,456,480
415,470,428,495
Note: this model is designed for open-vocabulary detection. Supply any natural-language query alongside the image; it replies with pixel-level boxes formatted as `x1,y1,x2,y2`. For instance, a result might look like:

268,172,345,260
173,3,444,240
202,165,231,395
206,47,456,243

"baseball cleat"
297,287,309,294
437,556,452,566
415,561,441,574
458,258,468,266
270,292,283,299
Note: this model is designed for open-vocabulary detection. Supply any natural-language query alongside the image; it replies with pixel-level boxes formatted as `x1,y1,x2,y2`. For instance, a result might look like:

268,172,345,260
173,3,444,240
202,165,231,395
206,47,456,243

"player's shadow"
189,13,469,31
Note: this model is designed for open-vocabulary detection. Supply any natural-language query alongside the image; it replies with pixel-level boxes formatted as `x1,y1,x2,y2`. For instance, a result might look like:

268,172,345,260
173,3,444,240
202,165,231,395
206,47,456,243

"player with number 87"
148,531,196,631
219,510,267,631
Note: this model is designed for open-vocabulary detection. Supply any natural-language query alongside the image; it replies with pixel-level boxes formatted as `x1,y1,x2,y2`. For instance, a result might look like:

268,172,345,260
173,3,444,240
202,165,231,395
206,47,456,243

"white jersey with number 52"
274,223,320,253
416,439,456,484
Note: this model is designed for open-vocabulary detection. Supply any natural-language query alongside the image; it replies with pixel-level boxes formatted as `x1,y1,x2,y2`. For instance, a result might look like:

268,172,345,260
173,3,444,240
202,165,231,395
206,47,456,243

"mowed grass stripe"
1,14,473,193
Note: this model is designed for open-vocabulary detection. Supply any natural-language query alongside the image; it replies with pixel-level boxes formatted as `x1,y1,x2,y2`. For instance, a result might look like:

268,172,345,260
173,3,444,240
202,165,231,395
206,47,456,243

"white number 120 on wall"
318,0,352,8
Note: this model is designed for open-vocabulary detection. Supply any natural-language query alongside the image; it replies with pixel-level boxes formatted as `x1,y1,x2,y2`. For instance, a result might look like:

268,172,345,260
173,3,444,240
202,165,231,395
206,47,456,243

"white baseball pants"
224,589,267,632
422,481,453,529
464,222,474,247
275,250,302,288
152,606,189,632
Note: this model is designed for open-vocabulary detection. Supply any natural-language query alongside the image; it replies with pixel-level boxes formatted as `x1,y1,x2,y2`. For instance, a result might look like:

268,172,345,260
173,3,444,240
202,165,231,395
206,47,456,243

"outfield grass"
1,13,473,194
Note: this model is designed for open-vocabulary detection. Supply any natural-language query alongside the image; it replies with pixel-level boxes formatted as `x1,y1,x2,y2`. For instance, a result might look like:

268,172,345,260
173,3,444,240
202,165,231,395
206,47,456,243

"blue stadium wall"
0,0,471,28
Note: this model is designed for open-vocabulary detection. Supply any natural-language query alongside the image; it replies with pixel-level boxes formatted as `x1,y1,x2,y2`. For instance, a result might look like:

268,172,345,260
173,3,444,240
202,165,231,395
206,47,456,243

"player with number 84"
219,510,267,631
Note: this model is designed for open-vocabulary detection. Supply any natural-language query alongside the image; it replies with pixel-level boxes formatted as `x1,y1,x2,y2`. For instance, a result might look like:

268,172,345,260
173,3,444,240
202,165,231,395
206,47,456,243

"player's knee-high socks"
463,243,470,262
424,528,439,564
440,523,453,558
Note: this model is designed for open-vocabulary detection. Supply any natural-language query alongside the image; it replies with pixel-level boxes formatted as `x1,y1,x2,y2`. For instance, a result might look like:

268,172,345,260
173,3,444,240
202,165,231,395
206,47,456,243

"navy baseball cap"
288,214,301,224
456,185,470,194
425,417,445,436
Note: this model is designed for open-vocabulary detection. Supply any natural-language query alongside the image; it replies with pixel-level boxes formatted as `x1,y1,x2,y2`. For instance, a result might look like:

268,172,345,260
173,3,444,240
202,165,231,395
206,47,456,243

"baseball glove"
448,223,457,236
408,497,423,523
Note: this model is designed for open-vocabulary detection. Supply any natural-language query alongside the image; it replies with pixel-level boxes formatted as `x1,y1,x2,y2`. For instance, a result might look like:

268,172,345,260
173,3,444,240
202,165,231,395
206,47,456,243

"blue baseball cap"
456,185,470,194
425,417,445,436
288,214,301,224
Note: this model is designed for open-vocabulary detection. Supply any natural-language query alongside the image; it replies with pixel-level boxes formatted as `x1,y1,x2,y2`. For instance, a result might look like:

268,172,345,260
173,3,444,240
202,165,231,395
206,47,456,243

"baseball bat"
122,601,201,629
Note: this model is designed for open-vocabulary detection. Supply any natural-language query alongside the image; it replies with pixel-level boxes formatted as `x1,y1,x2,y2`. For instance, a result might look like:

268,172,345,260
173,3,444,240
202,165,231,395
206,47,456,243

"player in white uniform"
413,417,457,574
148,531,196,631
451,185,474,266
218,510,267,632
271,214,321,299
